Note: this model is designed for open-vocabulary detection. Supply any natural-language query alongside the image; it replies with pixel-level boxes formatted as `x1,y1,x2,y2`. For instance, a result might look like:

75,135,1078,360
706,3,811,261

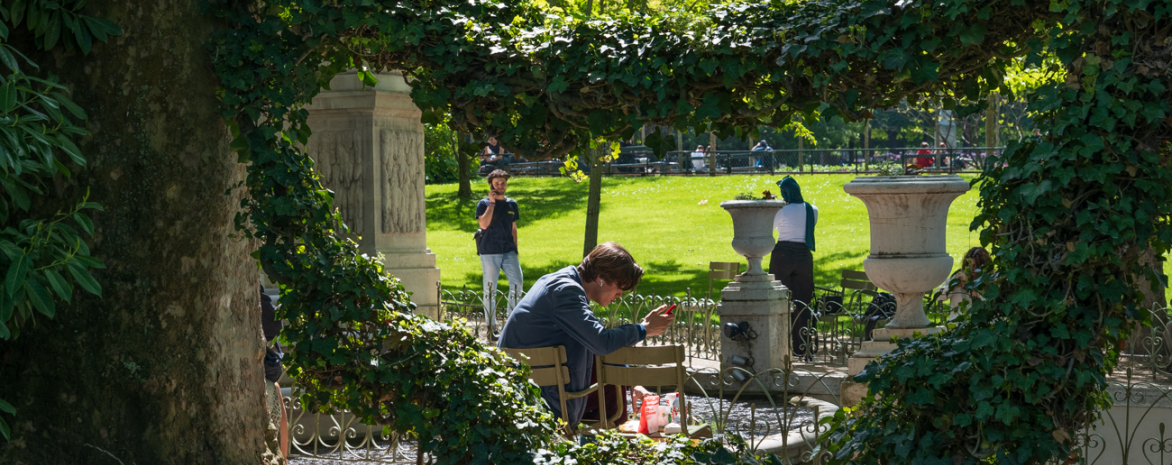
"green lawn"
425,174,988,297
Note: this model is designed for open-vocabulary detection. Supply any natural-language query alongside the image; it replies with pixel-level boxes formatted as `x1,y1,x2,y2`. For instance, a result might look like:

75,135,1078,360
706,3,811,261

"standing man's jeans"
481,252,523,331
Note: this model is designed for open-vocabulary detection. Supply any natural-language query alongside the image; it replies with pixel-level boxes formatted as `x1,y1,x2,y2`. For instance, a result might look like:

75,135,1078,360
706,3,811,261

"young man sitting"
497,242,675,428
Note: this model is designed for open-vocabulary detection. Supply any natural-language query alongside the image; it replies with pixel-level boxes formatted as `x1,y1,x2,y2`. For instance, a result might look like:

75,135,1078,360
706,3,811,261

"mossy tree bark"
456,134,473,198
0,1,277,464
582,146,604,257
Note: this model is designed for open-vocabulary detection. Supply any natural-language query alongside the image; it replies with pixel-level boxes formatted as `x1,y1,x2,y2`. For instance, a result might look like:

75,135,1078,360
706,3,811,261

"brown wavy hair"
578,242,644,291
963,247,992,274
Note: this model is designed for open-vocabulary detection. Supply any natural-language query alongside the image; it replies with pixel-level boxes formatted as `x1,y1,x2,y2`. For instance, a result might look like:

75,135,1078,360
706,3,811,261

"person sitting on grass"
497,242,675,430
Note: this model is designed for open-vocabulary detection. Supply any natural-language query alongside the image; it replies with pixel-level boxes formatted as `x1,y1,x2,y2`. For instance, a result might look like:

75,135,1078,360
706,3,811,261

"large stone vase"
720,200,787,277
842,175,970,329
839,175,970,406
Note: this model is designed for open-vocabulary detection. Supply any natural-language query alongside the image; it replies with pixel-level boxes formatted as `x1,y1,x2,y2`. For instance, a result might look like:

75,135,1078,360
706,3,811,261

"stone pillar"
305,70,441,319
718,274,791,386
716,200,791,391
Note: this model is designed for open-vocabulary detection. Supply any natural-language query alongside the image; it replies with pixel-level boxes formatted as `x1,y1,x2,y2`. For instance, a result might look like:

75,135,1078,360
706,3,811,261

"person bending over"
497,242,675,428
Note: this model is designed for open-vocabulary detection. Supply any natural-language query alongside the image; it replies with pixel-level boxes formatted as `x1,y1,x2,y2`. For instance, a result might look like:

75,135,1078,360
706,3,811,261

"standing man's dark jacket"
475,196,518,255
497,266,645,426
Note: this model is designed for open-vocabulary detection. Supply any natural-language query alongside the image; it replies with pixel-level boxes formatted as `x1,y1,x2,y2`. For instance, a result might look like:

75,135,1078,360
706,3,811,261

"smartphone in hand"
663,303,678,316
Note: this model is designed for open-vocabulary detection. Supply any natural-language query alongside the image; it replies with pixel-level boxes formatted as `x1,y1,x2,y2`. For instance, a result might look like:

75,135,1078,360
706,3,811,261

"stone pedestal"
841,326,945,406
717,273,791,388
304,70,441,319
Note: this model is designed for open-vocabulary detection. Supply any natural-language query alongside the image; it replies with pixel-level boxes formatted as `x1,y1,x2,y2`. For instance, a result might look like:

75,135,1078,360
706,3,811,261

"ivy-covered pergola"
211,0,1172,462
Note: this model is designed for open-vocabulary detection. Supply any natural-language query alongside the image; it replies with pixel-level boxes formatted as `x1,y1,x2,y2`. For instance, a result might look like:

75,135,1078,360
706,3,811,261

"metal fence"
437,285,723,363
503,146,1004,177
281,285,1172,464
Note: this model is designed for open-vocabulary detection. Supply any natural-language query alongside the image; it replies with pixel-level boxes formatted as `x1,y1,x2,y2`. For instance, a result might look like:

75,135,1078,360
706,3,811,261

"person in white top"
690,145,707,172
769,176,819,359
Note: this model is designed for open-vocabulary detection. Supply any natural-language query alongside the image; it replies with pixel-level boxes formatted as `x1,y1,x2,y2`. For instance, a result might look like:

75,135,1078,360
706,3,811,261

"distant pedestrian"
914,142,933,169
751,140,772,168
690,145,708,172
476,169,523,340
481,136,505,170
769,176,818,360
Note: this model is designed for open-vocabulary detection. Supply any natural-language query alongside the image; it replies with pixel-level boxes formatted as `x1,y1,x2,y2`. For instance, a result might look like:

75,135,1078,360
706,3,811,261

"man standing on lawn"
477,169,522,340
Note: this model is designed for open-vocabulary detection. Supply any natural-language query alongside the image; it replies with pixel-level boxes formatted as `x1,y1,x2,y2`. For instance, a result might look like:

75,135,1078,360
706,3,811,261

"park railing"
502,146,1004,178
277,285,1170,464
437,284,723,363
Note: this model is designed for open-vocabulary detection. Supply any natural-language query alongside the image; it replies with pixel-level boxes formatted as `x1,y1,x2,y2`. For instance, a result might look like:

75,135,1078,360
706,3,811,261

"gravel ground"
685,396,815,440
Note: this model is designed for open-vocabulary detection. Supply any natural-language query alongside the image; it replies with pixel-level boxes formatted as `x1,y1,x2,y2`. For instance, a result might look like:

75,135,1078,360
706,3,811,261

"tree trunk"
1127,247,1168,355
708,133,716,177
0,2,275,464
455,132,473,198
985,91,999,149
863,119,871,171
583,147,604,257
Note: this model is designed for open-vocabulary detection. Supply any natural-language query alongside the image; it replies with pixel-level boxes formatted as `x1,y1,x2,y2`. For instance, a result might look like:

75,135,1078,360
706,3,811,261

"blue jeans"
481,252,523,330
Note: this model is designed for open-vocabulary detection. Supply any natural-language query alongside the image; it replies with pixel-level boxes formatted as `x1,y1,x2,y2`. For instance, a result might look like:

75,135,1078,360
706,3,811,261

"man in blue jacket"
497,242,675,428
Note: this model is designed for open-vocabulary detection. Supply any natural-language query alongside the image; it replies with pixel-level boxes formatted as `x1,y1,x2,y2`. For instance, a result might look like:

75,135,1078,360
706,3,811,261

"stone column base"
717,273,791,391
841,326,944,407
382,251,441,320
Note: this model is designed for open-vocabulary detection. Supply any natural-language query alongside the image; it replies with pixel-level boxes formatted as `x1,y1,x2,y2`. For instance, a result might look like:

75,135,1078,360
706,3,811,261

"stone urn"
839,175,970,406
716,200,791,384
719,200,787,276
843,175,970,329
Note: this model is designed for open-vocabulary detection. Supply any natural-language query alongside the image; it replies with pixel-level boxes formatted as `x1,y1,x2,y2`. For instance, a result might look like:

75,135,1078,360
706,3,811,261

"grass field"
425,174,990,297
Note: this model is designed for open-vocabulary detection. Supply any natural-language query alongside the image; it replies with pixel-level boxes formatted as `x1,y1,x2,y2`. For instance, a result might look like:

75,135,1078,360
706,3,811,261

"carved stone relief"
379,128,424,234
309,131,365,234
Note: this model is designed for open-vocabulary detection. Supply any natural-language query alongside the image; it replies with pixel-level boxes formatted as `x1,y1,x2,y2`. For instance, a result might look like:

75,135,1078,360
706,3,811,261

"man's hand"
631,385,653,408
640,304,676,338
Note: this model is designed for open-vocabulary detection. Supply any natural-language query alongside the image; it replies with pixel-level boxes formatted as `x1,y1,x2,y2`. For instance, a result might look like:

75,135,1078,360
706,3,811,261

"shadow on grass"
457,260,580,293
426,181,589,232
450,248,871,299
806,249,870,286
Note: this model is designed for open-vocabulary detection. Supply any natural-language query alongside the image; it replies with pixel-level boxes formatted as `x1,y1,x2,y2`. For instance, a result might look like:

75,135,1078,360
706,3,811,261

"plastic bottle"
658,396,670,429
663,393,679,424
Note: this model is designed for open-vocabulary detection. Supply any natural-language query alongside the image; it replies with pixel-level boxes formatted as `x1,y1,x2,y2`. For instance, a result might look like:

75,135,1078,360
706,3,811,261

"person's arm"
512,202,519,251
547,291,647,356
476,199,493,229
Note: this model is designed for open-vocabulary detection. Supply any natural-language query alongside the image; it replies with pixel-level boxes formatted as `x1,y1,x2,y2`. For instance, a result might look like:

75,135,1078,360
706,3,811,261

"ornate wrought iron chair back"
807,270,879,366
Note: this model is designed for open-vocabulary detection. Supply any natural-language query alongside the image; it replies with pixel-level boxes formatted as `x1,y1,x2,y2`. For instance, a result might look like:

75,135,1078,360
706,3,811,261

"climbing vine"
209,0,1171,463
